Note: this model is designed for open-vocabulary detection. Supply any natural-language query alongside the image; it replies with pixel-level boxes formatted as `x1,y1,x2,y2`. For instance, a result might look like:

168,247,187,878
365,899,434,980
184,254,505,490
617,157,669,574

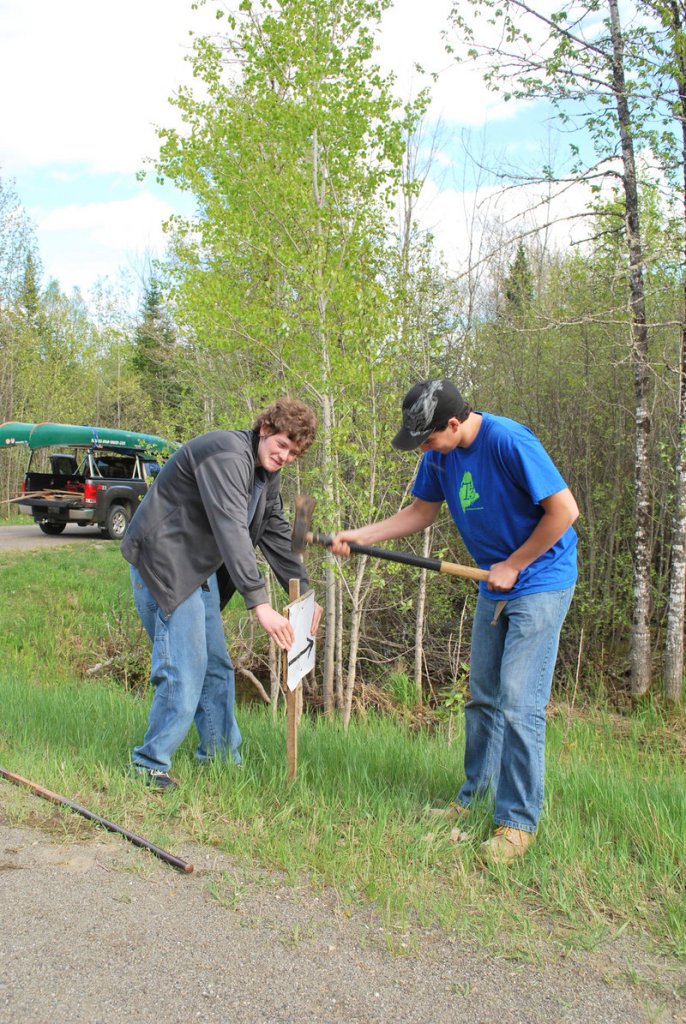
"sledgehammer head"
292,494,316,555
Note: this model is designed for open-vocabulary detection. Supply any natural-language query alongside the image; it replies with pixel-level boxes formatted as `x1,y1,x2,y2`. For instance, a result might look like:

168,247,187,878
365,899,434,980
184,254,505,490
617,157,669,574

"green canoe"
22,423,178,454
0,422,36,447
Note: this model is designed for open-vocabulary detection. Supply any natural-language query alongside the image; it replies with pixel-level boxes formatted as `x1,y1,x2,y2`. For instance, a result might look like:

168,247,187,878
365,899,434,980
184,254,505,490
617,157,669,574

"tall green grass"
1,543,684,963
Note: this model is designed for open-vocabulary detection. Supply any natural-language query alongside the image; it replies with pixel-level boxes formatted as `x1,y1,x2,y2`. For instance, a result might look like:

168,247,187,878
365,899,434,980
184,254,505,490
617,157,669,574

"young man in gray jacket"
121,398,321,790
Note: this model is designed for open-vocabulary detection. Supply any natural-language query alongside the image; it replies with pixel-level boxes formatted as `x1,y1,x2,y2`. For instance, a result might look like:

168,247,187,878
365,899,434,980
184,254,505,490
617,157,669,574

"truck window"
94,455,135,478
50,454,78,476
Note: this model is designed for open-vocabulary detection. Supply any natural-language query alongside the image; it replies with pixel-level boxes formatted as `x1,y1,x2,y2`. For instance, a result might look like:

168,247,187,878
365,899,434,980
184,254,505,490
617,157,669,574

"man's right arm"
329,498,441,556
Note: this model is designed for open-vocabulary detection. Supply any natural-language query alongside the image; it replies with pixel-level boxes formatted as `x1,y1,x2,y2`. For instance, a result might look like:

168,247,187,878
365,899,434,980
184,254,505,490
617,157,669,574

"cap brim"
391,426,433,451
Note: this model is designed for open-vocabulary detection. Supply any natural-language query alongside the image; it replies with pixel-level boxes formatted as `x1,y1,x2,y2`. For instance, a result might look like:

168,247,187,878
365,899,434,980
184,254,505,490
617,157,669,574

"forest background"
2,0,686,720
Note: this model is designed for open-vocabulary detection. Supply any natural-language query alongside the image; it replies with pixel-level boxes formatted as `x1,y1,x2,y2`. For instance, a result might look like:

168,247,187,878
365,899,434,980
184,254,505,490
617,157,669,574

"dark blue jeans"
457,587,574,832
131,566,242,773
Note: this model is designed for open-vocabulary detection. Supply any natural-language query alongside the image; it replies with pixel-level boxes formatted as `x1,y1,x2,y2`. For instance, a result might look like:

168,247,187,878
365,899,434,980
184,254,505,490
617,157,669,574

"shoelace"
493,826,520,844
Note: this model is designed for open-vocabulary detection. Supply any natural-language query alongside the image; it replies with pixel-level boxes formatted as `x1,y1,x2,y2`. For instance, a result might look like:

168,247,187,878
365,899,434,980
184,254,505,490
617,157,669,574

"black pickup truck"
2,422,177,540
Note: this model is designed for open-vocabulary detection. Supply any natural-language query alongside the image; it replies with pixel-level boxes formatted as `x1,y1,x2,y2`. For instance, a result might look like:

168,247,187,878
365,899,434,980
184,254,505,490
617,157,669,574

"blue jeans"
456,586,574,832
131,566,242,773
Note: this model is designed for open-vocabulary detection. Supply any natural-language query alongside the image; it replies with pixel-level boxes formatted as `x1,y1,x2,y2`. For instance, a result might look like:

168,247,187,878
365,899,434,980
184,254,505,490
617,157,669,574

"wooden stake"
285,577,301,783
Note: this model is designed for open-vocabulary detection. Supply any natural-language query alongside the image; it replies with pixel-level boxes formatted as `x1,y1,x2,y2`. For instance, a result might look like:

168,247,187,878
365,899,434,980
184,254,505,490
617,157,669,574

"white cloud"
36,191,178,293
0,0,217,174
39,192,174,249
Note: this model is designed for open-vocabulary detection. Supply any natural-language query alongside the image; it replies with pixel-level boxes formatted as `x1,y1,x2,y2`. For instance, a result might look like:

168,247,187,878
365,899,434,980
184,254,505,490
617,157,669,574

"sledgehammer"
291,495,489,582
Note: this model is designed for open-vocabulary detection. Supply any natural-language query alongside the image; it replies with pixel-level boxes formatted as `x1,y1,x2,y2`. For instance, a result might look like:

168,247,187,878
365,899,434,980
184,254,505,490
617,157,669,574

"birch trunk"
335,573,344,711
608,0,653,696
320,395,337,714
663,8,686,706
664,354,686,702
413,527,433,706
340,373,379,720
342,555,370,730
312,127,337,714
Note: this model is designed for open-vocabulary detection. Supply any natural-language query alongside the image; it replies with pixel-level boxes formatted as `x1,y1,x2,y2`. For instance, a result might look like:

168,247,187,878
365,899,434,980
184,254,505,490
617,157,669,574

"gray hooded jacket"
121,429,308,616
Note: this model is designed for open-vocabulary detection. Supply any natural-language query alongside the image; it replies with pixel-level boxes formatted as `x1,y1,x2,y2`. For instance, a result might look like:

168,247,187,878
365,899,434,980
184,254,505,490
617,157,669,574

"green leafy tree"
153,0,427,715
0,178,39,433
0,176,36,309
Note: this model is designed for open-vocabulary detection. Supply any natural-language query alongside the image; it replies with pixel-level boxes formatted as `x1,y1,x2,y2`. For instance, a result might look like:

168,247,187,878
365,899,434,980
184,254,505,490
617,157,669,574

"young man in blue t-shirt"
331,379,579,864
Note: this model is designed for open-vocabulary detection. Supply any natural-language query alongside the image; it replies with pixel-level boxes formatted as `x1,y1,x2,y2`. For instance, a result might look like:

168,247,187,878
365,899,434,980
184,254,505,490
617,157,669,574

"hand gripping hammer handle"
307,531,489,582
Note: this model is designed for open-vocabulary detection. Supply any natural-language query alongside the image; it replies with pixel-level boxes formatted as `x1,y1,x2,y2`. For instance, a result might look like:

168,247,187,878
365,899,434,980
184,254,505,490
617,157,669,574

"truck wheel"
39,522,67,535
105,504,130,540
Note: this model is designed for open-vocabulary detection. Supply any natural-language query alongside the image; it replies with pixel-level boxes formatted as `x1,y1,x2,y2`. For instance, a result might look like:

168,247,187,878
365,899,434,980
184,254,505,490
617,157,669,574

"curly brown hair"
253,398,317,453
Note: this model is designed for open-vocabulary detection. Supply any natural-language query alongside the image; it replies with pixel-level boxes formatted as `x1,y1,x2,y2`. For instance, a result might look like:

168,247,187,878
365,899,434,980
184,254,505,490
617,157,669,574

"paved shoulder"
0,812,678,1024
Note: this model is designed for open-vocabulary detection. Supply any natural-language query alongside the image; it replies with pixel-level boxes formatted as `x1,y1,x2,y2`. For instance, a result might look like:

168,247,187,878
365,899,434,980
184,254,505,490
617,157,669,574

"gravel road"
0,524,104,553
1,788,684,1024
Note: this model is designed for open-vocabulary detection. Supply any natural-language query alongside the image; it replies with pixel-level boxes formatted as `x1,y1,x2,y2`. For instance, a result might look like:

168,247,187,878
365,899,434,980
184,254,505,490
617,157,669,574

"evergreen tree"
132,280,182,426
17,253,45,334
500,243,534,318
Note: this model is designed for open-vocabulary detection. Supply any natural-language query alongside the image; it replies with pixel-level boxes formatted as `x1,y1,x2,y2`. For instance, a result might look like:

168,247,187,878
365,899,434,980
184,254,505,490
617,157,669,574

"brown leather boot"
479,826,535,864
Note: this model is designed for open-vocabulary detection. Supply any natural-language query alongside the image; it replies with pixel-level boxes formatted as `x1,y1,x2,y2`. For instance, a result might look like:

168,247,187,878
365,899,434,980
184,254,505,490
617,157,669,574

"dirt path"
1,788,683,1024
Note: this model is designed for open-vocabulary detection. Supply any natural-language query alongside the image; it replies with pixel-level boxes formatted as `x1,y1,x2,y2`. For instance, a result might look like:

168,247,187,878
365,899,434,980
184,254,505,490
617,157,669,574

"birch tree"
447,0,665,696
637,0,686,704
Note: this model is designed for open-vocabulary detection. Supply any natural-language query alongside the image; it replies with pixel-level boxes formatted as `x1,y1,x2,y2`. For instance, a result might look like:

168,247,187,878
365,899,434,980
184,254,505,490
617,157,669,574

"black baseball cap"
391,379,470,451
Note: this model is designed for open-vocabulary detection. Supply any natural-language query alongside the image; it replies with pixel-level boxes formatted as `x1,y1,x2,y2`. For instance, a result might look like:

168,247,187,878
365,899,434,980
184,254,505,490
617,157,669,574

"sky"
0,0,571,302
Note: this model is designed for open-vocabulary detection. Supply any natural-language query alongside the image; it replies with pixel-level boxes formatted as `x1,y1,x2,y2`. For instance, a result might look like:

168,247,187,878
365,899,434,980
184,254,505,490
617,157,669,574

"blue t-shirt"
412,413,577,600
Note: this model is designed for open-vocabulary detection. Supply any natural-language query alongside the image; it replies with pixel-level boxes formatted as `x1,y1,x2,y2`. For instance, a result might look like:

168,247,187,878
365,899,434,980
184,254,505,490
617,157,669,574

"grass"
1,542,685,968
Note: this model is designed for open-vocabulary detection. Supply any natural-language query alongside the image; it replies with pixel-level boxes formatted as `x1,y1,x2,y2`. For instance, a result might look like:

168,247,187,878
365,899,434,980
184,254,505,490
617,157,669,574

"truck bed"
23,471,85,497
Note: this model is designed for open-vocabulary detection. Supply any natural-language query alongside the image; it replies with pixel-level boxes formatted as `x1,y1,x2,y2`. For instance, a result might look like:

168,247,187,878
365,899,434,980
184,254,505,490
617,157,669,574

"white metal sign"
286,590,316,691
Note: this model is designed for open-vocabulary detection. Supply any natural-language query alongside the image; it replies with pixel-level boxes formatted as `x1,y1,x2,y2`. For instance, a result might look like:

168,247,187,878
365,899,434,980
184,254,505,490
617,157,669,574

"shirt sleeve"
257,490,310,596
498,429,567,505
411,453,445,503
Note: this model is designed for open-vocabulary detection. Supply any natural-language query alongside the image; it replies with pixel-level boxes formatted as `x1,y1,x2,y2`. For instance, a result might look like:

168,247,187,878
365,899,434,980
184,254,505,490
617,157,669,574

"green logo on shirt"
459,472,480,512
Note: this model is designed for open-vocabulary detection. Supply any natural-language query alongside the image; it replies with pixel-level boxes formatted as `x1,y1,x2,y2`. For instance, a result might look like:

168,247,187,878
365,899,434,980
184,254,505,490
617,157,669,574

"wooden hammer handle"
307,532,489,582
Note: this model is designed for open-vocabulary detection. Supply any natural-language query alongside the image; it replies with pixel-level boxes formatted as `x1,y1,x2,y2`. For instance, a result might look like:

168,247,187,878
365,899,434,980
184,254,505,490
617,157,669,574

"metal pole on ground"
0,766,194,873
